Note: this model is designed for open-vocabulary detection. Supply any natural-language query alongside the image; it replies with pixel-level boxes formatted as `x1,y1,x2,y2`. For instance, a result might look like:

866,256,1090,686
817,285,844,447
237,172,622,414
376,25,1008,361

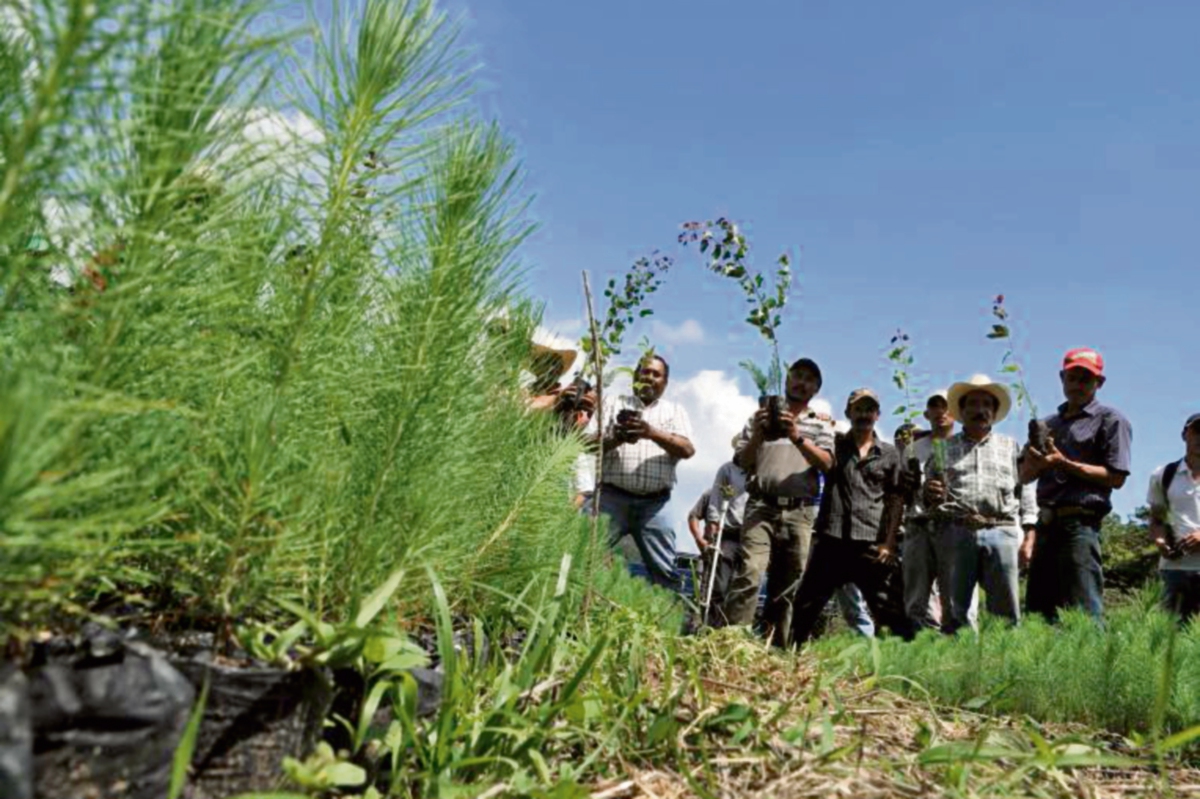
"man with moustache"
588,353,696,590
921,375,1038,632
1020,348,1132,622
789,388,914,646
723,358,836,647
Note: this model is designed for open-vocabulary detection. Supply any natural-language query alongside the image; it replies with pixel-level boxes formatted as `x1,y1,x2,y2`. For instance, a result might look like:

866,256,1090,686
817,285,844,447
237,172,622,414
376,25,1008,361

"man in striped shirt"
587,354,695,590
725,358,836,647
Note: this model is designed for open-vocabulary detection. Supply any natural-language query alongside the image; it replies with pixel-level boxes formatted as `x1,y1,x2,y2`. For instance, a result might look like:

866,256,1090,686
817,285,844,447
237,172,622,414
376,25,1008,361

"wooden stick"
581,271,606,607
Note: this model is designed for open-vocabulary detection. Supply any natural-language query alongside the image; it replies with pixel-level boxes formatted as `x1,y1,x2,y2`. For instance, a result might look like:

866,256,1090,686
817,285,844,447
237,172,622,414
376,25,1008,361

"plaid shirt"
922,431,1038,528
592,393,693,495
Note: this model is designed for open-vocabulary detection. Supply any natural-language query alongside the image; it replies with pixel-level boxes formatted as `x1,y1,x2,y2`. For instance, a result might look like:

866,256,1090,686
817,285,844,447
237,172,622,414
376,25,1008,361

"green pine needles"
0,0,646,643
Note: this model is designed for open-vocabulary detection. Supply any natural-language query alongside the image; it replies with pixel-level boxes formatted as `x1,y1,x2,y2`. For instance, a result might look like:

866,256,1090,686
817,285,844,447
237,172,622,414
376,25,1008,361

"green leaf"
168,677,209,799
986,324,1010,339
326,762,367,787
354,567,406,628
1001,363,1020,373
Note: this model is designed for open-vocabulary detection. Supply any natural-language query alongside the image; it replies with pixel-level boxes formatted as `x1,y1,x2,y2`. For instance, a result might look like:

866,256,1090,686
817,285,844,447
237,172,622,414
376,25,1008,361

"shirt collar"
1056,398,1101,418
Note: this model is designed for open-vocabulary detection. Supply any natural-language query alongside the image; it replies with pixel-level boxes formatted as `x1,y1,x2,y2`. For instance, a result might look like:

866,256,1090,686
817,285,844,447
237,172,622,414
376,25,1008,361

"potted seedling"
987,294,1048,451
680,218,793,440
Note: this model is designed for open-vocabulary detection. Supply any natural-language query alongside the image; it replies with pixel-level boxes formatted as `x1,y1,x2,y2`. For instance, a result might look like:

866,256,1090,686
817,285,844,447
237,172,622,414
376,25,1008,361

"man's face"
961,391,998,431
847,399,880,432
1185,423,1200,457
924,397,952,432
635,358,668,403
786,366,821,403
1060,367,1104,406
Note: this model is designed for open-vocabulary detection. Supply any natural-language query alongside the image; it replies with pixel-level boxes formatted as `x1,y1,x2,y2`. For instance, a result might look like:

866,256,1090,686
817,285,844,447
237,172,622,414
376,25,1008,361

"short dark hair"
639,353,669,380
958,391,1000,413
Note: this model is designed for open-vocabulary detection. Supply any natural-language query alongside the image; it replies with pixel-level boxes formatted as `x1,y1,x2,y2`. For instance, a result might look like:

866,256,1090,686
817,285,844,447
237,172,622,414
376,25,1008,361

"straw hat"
945,374,1011,423
529,341,577,385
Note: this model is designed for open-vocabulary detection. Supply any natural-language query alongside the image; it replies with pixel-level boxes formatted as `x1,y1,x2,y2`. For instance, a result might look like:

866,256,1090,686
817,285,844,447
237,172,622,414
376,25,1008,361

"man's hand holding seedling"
923,477,947,507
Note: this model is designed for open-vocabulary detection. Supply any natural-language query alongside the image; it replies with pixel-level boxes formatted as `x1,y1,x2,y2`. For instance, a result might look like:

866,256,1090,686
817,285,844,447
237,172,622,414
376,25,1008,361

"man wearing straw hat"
922,375,1038,632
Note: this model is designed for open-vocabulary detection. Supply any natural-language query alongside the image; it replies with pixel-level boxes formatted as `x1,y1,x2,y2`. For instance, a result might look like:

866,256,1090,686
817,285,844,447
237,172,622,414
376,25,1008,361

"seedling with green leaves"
987,294,1048,449
679,218,792,398
579,252,672,388
886,327,923,443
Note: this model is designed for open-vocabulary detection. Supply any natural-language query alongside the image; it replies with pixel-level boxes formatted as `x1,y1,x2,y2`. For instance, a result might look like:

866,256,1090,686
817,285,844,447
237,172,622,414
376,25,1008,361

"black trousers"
790,534,915,646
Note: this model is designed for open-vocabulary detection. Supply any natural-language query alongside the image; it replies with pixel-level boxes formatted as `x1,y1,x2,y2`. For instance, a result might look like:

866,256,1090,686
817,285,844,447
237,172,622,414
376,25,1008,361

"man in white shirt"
587,354,695,590
1148,413,1200,621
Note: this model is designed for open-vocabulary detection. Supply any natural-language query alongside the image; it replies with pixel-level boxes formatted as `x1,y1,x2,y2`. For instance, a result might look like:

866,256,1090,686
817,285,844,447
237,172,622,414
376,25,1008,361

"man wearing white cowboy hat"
921,374,1038,632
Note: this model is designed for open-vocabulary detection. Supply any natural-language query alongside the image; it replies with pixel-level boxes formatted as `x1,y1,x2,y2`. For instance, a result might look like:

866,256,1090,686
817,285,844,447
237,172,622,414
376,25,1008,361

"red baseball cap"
1062,347,1104,376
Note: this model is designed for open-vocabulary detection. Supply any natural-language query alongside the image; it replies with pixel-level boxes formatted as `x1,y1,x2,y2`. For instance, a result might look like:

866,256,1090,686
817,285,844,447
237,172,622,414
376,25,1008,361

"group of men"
533,340,1200,642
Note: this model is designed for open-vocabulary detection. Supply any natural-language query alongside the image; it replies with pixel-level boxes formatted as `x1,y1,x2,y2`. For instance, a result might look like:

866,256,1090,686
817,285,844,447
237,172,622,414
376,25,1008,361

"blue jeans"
1026,517,1104,622
939,523,1021,633
1161,570,1200,622
835,583,875,637
586,486,677,591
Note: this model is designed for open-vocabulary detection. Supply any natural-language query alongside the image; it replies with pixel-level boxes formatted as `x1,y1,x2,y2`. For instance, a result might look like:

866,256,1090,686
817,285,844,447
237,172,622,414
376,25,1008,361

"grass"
238,578,1200,797
809,587,1200,752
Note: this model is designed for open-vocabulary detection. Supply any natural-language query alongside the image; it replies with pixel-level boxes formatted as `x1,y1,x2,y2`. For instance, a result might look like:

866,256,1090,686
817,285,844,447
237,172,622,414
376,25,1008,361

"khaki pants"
721,499,818,647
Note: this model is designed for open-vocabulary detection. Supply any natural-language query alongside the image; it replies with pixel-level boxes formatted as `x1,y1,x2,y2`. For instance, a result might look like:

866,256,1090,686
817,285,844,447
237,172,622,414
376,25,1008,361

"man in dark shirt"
1019,347,1132,621
789,388,915,646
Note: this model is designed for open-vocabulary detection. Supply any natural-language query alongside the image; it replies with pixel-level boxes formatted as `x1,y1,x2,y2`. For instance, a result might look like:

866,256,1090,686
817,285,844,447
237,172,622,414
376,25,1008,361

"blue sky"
444,0,1200,543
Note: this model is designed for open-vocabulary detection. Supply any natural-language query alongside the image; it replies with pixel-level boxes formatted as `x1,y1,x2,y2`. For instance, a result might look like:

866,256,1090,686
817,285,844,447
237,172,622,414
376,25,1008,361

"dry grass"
578,629,1200,799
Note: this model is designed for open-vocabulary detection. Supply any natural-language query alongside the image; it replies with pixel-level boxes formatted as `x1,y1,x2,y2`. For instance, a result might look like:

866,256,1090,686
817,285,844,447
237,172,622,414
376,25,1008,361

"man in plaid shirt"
922,374,1038,632
587,354,695,589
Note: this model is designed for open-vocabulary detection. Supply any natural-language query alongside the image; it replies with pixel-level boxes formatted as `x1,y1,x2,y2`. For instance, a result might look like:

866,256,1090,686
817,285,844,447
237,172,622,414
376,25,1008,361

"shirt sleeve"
883,445,904,496
732,415,756,469
706,466,727,523
689,489,710,520
1146,467,1166,511
1102,409,1133,474
658,401,693,441
811,418,836,454
1013,439,1038,527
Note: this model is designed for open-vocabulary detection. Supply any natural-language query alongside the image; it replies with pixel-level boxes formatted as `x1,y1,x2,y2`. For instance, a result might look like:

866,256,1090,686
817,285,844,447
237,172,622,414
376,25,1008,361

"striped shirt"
733,408,835,499
922,431,1038,528
592,393,693,495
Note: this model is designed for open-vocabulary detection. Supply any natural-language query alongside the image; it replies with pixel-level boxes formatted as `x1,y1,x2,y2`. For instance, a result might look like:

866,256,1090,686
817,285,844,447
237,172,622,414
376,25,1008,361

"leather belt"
1038,506,1103,525
749,493,820,510
600,483,671,501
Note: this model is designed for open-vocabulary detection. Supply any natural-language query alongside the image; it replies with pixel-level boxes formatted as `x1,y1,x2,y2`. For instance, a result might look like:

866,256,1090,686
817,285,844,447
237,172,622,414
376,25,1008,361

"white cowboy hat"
946,374,1011,423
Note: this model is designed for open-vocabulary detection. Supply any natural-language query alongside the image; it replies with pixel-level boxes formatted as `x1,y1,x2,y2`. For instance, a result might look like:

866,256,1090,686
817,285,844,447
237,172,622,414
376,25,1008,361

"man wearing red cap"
1020,347,1132,621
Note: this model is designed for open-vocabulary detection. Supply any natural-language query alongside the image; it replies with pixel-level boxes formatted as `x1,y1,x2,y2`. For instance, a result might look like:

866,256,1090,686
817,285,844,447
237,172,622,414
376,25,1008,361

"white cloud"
650,318,705,346
668,369,756,555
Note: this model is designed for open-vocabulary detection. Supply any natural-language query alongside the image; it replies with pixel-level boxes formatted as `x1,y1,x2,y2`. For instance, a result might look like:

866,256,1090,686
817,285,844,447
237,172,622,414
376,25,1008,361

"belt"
931,511,1017,531
1038,506,1104,525
599,482,671,501
749,493,820,510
